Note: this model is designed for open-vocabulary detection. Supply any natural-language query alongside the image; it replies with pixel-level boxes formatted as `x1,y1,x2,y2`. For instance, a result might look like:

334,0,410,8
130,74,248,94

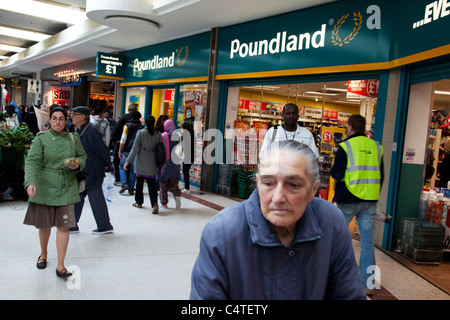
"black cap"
71,106,90,116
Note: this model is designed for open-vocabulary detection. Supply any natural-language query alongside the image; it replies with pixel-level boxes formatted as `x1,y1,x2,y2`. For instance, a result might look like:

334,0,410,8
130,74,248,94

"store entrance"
219,79,379,200
395,77,450,263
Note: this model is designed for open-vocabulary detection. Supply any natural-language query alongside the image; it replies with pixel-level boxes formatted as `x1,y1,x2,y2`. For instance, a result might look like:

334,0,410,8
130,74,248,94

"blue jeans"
338,202,376,290
119,152,136,191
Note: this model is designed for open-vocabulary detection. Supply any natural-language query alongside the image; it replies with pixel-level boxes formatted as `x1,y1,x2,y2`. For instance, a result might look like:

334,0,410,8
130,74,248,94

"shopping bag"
102,172,117,202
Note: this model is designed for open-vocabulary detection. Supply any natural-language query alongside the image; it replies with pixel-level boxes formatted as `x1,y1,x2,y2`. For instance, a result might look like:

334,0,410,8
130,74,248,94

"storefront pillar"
201,28,220,192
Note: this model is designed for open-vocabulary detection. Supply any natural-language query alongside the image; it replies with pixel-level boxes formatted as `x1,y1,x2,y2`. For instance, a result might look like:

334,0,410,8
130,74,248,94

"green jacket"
24,128,87,206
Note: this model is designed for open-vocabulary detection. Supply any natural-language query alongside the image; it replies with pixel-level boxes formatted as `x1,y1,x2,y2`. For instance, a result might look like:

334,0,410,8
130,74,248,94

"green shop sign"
121,32,211,86
96,52,125,80
216,0,450,79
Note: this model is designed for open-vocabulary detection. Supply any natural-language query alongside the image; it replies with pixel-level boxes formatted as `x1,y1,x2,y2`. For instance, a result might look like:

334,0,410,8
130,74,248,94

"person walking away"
111,103,137,184
181,121,195,194
70,106,114,235
259,103,319,157
24,107,87,279
90,105,110,147
330,114,384,295
118,110,143,196
159,119,182,209
124,115,161,213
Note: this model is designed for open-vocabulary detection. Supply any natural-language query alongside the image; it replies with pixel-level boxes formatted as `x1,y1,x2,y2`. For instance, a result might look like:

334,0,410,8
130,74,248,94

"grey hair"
259,140,320,182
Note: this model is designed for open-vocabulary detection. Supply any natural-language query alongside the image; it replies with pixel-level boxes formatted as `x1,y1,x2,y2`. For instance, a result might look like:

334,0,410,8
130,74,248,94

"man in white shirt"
259,103,319,158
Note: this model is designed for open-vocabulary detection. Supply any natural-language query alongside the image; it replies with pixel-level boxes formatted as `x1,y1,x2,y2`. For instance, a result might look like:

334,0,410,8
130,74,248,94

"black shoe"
69,226,79,234
56,268,72,280
36,255,46,269
92,226,114,235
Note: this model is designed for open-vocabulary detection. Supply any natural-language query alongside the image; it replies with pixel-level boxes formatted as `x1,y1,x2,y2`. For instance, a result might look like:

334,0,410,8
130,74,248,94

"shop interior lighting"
242,85,280,90
435,90,450,95
304,91,339,96
0,26,51,42
0,44,26,53
1,1,87,25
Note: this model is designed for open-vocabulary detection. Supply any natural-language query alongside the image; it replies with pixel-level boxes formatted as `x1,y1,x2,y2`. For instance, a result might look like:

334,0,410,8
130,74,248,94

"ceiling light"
0,26,51,42
305,91,339,96
1,1,87,25
435,90,450,95
0,44,26,52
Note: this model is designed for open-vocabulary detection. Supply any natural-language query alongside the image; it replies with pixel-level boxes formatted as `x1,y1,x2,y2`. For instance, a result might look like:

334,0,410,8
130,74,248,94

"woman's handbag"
155,142,165,169
69,133,88,193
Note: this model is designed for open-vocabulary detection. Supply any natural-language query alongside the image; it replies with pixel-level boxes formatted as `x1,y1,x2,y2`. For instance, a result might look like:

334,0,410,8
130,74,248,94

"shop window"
176,84,207,188
125,87,146,113
220,80,379,199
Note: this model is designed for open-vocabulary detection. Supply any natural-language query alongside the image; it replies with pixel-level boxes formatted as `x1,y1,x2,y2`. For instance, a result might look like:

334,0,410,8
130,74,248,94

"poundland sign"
217,0,450,78
121,32,209,84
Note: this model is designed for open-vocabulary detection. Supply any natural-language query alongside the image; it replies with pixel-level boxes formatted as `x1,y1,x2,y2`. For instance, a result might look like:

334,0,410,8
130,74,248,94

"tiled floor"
0,184,449,300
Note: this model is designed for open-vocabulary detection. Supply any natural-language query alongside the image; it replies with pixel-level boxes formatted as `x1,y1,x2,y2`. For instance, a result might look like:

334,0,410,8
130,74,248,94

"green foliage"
0,124,34,151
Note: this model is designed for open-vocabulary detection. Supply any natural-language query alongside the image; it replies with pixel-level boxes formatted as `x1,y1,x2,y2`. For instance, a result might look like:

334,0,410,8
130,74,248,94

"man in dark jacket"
118,110,143,195
330,114,383,294
111,103,138,183
70,106,114,235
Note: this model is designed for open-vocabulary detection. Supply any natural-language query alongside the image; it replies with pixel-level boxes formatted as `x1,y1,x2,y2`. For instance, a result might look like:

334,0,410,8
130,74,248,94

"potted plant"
0,118,34,176
0,122,34,151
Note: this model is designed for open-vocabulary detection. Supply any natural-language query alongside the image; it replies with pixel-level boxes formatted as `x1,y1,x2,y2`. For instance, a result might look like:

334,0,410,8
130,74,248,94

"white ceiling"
0,0,338,79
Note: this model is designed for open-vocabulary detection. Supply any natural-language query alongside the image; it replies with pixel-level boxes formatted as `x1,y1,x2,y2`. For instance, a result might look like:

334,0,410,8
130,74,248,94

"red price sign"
322,130,333,143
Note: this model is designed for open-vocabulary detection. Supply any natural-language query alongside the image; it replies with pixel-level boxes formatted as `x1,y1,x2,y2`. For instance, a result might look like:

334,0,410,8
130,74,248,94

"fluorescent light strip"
0,26,51,42
1,1,87,25
0,44,26,52
305,91,339,96
435,90,450,95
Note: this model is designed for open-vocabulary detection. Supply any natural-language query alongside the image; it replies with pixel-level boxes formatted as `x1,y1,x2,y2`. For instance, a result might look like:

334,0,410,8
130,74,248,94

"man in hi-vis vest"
330,114,384,295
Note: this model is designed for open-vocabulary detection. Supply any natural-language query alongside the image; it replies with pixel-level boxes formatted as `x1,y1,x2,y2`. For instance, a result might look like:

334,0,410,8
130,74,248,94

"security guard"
330,114,384,295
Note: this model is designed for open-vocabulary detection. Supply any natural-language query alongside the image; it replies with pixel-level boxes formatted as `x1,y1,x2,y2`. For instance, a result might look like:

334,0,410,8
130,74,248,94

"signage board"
121,32,210,85
96,52,125,80
216,0,450,78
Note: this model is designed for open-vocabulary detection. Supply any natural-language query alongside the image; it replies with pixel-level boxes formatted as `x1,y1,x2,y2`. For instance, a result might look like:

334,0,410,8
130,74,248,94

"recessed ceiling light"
1,1,86,25
0,44,26,52
0,26,51,42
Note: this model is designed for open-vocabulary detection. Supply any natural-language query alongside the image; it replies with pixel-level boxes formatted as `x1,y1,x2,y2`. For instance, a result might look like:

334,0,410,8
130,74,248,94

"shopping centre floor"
1,184,449,300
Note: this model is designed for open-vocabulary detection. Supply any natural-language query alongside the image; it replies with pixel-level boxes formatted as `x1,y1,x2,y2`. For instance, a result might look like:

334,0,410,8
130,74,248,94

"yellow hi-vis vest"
340,136,383,200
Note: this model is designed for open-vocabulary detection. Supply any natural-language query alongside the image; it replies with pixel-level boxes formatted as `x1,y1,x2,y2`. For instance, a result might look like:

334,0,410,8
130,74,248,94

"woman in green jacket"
23,107,87,280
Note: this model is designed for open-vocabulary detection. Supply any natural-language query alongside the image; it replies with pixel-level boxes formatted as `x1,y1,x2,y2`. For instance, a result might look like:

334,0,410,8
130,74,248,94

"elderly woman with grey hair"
190,140,366,300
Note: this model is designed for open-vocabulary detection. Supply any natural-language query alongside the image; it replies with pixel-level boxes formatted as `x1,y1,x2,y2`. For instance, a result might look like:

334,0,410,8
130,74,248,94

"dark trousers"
74,186,112,230
135,176,158,207
113,142,121,182
182,163,192,190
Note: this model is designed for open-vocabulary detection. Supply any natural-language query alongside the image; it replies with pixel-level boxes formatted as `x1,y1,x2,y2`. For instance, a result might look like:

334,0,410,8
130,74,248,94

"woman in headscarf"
159,119,182,209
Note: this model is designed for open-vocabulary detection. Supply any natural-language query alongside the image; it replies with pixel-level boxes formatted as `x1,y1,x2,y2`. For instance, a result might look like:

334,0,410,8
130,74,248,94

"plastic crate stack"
396,218,445,264
237,170,257,199
216,164,240,197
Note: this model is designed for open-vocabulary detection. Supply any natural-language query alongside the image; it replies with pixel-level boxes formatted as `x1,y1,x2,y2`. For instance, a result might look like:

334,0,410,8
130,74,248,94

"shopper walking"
70,106,114,235
259,103,319,157
24,107,87,280
330,114,384,295
159,119,182,209
181,120,195,194
190,140,365,299
118,110,143,195
111,103,137,184
124,115,161,214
